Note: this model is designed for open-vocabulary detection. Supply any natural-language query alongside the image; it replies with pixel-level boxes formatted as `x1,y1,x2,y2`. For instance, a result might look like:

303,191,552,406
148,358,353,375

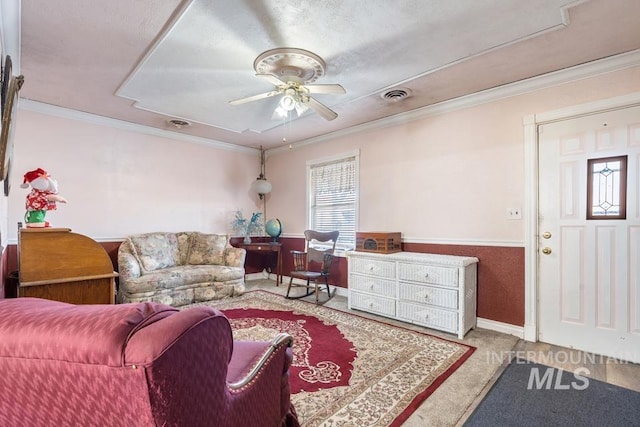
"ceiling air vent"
381,88,411,102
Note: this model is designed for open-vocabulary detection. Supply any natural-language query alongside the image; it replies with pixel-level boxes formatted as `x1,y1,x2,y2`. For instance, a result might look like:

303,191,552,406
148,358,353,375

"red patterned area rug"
186,290,475,426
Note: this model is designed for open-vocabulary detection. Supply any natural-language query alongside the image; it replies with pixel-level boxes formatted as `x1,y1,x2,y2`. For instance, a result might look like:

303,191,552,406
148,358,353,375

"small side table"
239,242,283,285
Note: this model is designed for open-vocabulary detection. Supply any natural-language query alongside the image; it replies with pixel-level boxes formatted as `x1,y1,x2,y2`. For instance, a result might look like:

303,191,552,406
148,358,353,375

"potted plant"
231,210,263,244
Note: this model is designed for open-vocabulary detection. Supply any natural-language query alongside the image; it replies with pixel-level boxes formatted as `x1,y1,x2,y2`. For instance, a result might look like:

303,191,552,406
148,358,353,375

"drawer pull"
369,283,375,290
424,293,430,300
368,264,375,272
416,310,430,321
425,273,429,278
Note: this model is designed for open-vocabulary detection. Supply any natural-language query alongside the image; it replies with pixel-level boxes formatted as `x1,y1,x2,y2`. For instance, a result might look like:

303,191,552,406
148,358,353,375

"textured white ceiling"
118,0,571,133
18,0,640,149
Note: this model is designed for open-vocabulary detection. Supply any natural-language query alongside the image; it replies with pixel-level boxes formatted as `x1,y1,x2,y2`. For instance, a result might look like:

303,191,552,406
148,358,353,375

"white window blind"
308,154,358,251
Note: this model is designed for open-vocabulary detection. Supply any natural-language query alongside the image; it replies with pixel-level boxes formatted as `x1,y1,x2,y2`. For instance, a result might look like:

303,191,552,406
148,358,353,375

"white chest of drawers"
347,251,479,339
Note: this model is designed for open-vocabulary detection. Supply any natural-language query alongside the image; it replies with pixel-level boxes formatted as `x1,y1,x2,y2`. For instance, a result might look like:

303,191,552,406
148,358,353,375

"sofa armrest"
118,251,141,280
225,247,246,267
227,333,293,390
226,335,298,426
124,306,232,366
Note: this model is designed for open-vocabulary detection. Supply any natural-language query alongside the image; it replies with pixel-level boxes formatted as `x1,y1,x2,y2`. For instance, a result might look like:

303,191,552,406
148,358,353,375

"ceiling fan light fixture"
279,94,297,111
230,48,344,121
254,48,326,84
274,105,288,119
294,102,309,116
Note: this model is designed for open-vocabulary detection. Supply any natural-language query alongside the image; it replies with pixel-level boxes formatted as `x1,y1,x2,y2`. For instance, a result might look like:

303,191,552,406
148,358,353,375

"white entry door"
538,105,640,363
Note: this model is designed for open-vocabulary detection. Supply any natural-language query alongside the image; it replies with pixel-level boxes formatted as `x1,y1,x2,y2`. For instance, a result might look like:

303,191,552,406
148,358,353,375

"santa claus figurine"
20,168,67,228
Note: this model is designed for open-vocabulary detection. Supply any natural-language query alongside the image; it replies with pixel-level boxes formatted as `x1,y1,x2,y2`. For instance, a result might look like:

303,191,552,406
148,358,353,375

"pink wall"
5,110,263,242
266,67,640,242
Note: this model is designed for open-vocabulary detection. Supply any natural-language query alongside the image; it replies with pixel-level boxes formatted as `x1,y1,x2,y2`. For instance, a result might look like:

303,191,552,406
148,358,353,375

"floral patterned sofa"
117,232,246,306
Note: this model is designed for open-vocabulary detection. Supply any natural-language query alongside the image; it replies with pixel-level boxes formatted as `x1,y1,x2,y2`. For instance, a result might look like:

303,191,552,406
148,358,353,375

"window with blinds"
308,153,358,251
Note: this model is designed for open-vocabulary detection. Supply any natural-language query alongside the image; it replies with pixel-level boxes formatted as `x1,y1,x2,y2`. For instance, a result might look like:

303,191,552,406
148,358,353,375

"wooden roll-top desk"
18,227,118,304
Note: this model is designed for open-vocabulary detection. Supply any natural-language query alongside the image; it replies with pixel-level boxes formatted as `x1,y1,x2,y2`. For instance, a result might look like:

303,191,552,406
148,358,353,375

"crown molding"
271,48,640,154
16,48,640,156
18,99,257,155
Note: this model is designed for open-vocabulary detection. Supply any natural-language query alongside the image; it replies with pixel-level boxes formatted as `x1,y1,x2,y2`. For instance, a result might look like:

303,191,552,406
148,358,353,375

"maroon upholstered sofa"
0,298,299,427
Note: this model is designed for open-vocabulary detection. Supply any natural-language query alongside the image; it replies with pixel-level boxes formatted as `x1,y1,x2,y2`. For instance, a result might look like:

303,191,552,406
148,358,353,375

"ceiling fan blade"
303,83,346,94
256,73,285,86
305,96,338,121
229,90,280,106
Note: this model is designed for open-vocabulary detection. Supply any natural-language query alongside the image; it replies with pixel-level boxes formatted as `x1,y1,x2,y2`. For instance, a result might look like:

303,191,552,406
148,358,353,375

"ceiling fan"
229,48,345,121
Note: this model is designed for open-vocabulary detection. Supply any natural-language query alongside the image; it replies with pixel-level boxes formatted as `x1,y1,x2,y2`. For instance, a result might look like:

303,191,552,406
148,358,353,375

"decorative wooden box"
355,232,402,254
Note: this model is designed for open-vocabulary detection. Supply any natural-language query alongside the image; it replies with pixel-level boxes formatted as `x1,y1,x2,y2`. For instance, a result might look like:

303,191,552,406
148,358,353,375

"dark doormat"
464,360,640,426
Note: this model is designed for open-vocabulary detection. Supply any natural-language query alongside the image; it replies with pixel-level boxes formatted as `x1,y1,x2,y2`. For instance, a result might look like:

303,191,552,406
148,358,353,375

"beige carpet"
184,290,475,426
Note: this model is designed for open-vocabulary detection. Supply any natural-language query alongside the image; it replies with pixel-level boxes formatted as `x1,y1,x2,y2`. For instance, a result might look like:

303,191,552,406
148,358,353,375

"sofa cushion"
176,232,192,265
122,265,245,294
129,233,180,272
187,233,227,265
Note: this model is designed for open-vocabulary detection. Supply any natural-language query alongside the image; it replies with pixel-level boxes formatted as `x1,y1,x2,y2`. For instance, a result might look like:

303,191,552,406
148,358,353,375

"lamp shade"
251,178,272,196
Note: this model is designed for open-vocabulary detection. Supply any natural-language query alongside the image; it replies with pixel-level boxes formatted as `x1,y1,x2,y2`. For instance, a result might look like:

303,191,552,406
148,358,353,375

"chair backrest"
319,252,335,275
304,230,339,266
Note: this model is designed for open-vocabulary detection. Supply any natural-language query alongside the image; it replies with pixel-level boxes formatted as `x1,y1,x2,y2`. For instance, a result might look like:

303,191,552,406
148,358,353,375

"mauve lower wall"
402,243,524,326
1,238,522,325
243,237,523,326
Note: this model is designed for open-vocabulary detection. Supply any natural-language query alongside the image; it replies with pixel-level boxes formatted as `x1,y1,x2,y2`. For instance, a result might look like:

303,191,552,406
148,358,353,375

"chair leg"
286,276,315,299
286,276,294,298
325,277,334,301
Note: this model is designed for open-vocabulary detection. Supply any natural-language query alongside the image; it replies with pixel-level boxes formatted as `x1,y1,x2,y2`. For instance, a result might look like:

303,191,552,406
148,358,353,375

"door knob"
541,247,552,255
542,231,552,239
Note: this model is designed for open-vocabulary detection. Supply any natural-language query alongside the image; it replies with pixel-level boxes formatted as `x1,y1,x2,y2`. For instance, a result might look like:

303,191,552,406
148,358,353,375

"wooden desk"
18,227,118,304
239,242,282,285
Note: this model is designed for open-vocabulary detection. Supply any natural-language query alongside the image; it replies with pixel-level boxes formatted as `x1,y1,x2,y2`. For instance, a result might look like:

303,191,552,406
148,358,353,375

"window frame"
586,155,627,220
306,150,359,253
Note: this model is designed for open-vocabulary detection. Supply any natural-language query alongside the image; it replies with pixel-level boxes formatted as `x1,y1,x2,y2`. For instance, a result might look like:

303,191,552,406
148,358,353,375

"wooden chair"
286,230,339,304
